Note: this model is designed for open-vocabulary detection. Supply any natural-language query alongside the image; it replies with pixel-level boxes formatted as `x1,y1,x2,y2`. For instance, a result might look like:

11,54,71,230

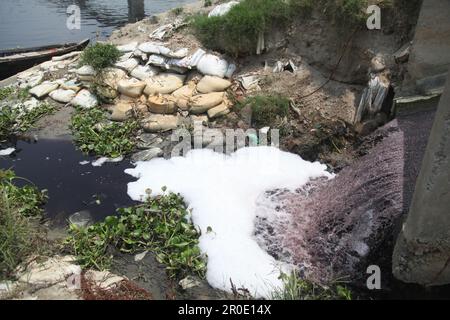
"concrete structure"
407,0,450,83
393,74,450,285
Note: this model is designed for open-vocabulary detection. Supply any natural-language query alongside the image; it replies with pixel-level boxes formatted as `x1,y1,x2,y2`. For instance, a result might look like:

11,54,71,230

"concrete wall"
408,0,450,82
393,73,450,285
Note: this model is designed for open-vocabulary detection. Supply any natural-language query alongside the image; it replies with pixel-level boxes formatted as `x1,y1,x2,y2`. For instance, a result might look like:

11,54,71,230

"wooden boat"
0,39,90,80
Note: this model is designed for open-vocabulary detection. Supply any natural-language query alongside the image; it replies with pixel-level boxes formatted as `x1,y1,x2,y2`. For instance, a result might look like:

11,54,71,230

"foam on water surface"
125,147,333,298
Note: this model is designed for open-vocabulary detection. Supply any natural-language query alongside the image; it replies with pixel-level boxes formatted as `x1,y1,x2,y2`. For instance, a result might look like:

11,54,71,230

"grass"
70,107,138,158
171,7,184,16
191,0,390,56
66,189,206,279
0,170,48,280
271,271,353,300
239,94,290,129
79,43,121,72
0,100,56,141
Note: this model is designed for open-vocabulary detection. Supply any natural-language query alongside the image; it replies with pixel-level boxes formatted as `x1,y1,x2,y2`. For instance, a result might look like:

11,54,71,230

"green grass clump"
0,101,56,141
240,94,290,129
79,43,121,72
271,271,353,300
0,87,15,101
0,170,48,280
66,190,206,279
192,0,293,56
70,107,138,158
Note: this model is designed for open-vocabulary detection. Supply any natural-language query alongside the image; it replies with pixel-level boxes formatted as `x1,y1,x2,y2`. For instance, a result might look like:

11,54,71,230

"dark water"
0,139,137,224
0,0,195,50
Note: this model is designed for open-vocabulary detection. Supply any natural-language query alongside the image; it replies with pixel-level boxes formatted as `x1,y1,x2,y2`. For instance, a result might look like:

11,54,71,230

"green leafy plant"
271,271,353,300
79,43,121,72
66,190,206,279
0,102,56,141
70,107,138,158
0,87,15,101
0,170,48,279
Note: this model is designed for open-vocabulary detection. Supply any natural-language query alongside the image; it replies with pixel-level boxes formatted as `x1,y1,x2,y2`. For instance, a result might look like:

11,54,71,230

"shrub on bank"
0,170,48,280
79,43,121,72
240,94,290,129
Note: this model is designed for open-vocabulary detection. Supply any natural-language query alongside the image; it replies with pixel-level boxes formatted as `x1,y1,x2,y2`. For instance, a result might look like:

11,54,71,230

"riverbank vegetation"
1,85,57,141
0,170,48,280
70,107,138,158
79,43,121,72
272,271,353,300
66,190,206,279
239,94,290,129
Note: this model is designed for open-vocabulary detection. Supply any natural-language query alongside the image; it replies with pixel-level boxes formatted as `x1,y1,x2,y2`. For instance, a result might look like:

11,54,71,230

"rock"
69,211,93,228
71,89,98,109
115,58,139,73
131,148,163,162
17,256,81,287
110,102,133,122
207,102,230,119
197,76,232,93
142,114,180,132
189,92,225,114
117,42,138,53
76,65,96,81
136,133,164,150
143,73,185,95
131,65,159,81
134,251,149,262
179,276,202,290
83,270,124,290
29,82,59,99
49,89,76,103
117,78,146,98
147,94,177,114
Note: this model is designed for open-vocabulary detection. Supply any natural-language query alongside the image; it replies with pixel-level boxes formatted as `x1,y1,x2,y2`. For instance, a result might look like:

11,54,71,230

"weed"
271,271,353,300
79,43,121,72
0,87,15,101
204,0,213,7
0,170,48,280
239,94,290,129
0,101,56,141
66,190,206,279
70,107,138,158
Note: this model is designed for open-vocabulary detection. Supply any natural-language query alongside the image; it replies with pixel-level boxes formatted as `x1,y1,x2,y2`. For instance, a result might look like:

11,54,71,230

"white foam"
125,147,333,298
0,148,15,156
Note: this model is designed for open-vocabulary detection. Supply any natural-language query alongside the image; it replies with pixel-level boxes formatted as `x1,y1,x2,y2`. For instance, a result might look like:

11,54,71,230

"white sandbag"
76,65,96,81
166,48,189,59
71,89,98,109
197,54,229,78
118,78,146,98
146,54,168,68
197,76,232,93
131,65,160,81
29,82,59,99
208,1,239,17
177,49,206,69
132,49,148,62
115,58,139,73
143,73,185,95
49,89,76,103
19,72,44,89
138,42,171,56
117,42,138,53
52,51,81,62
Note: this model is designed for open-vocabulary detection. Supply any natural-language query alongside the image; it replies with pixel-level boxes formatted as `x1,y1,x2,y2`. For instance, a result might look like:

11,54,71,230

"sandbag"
147,94,177,114
118,78,146,98
131,65,159,81
197,54,229,78
115,58,139,73
143,73,185,95
207,102,230,119
117,42,138,53
101,68,128,90
189,92,225,114
49,89,76,103
76,65,96,81
71,89,98,109
197,76,232,93
110,102,133,122
172,82,197,100
142,114,180,132
29,82,59,99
